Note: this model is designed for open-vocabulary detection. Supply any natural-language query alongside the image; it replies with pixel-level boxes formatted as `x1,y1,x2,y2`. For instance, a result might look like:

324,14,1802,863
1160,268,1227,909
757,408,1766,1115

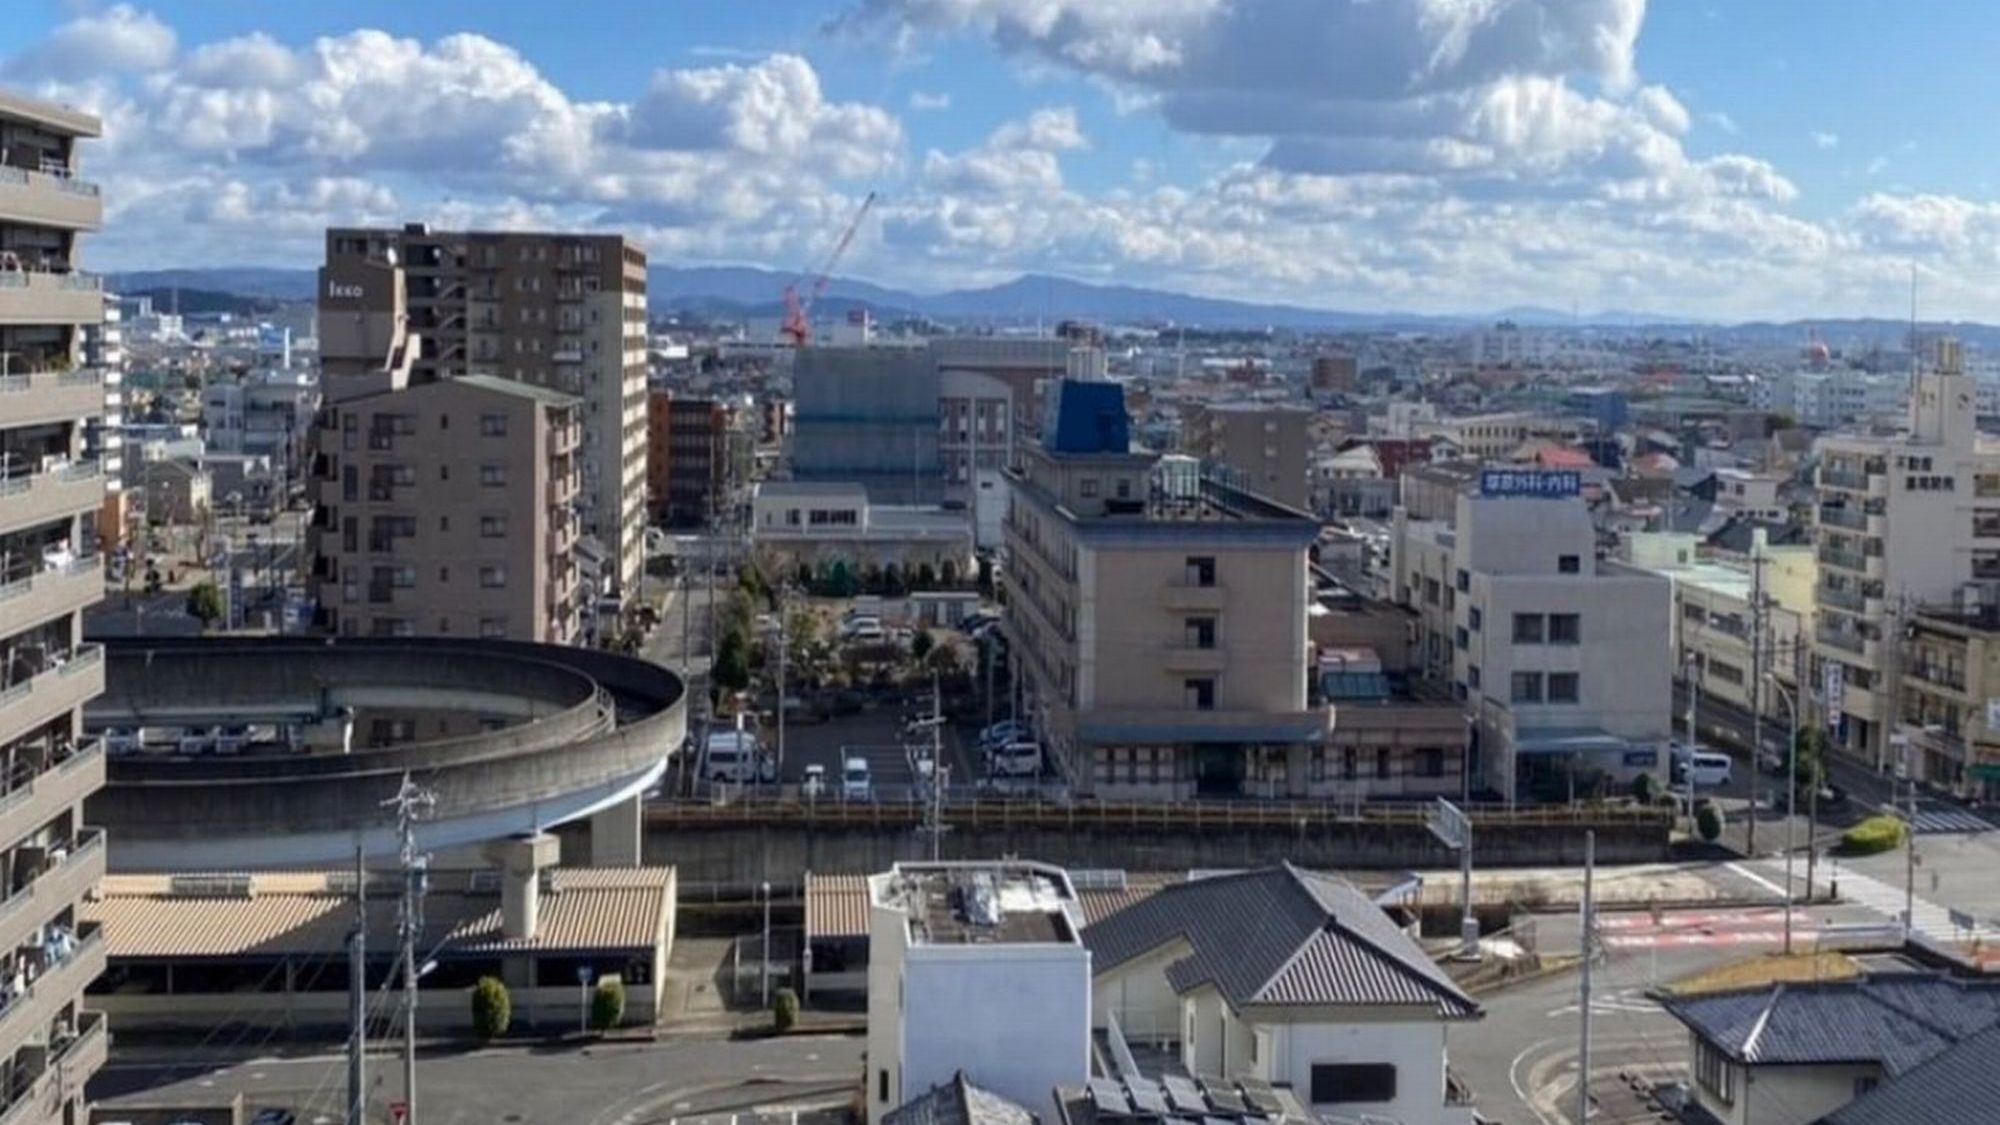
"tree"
882,564,906,598
590,976,626,1031
713,628,751,694
940,559,959,588
185,582,225,631
910,629,935,663
794,561,813,591
771,987,800,1033
1793,726,1830,794
471,976,511,1041
1630,770,1656,805
975,555,993,594
915,563,937,591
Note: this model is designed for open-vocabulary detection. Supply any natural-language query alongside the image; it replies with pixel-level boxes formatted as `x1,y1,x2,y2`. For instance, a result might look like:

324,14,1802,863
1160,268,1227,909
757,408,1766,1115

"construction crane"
781,190,876,348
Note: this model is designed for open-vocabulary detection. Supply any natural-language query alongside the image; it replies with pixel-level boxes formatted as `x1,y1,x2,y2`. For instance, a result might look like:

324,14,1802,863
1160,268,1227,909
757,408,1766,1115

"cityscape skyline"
7,1,2000,321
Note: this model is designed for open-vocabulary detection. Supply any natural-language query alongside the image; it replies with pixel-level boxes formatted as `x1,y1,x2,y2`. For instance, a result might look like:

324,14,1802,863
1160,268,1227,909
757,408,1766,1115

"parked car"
802,764,827,799
842,756,874,801
978,719,1031,750
839,616,886,644
956,611,1000,634
701,727,763,784
988,740,1043,778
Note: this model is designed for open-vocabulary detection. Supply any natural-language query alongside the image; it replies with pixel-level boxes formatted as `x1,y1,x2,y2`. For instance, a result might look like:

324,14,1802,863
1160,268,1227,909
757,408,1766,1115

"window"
1549,613,1580,644
1455,568,1469,592
1511,671,1544,703
480,463,507,487
1558,554,1581,574
1423,577,1440,605
439,566,450,583
1682,602,1707,623
1467,664,1481,690
1184,556,1216,587
1694,1042,1733,1105
1079,477,1099,498
1309,1064,1397,1105
1374,747,1390,779
1513,613,1545,643
1184,678,1216,710
343,464,358,502
480,413,509,437
439,413,449,431
878,1071,889,1105
1185,617,1216,650
1548,672,1580,703
1341,747,1356,780
1419,748,1445,778
480,515,508,538
1454,626,1469,651
479,617,508,639
479,566,507,588
1468,607,1483,632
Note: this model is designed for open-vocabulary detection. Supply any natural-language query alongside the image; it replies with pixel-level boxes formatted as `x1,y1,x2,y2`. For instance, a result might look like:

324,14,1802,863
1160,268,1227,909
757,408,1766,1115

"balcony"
0,558,99,633
1908,664,1968,693
1817,625,1867,656
0,926,105,1067
1819,504,1868,532
0,272,100,327
1160,581,1227,611
1818,544,1869,574
0,1009,105,1125
0,461,100,538
0,649,102,755
1819,583,1869,614
1976,557,2000,582
1820,467,1876,492
0,832,104,963
0,166,100,232
0,371,100,431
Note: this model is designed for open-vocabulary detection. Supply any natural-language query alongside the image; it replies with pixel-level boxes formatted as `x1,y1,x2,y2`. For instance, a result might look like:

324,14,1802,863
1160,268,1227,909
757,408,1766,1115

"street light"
1768,673,1801,953
760,880,772,1006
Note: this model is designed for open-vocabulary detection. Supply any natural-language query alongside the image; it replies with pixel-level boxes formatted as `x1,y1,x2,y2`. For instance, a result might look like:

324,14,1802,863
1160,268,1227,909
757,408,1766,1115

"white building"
1713,468,1788,523
865,861,1091,1125
1087,864,1479,1125
1391,473,1673,801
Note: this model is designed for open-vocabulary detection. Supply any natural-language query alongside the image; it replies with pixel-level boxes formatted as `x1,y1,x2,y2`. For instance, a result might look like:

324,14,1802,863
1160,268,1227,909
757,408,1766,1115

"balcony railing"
1818,545,1869,573
1909,664,1968,691
1821,468,1872,490
1819,583,1868,613
0,1009,105,1125
1817,626,1866,655
1819,504,1868,531
0,925,105,1063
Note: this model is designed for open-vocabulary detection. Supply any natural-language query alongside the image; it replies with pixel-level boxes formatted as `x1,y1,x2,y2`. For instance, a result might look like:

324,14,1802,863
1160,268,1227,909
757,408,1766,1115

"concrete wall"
642,816,1667,883
901,946,1092,1125
1264,1017,1468,1125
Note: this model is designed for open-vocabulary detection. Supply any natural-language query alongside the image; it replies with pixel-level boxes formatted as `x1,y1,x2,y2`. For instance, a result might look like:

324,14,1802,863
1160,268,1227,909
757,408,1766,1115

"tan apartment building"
1898,606,2000,797
1812,340,2000,771
0,87,114,1124
322,226,647,598
1181,402,1311,509
1004,382,1322,798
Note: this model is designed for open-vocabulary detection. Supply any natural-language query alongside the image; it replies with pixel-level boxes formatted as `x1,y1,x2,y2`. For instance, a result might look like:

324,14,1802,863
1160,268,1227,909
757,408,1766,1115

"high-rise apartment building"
314,252,584,643
1812,340,2000,771
1181,402,1311,510
645,390,726,527
0,87,113,1122
1004,383,1322,798
321,226,647,597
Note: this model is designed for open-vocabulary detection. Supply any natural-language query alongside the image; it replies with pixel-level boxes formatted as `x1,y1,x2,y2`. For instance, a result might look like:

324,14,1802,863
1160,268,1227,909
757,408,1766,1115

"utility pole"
1683,655,1699,837
385,775,434,1125
931,671,944,862
1578,830,1596,1125
1902,738,1917,939
346,844,366,1125
775,583,788,780
1772,676,1800,954
1748,549,1766,855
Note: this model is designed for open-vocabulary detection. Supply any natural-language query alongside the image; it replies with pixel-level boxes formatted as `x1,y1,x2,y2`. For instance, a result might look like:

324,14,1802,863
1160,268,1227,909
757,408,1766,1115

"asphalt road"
94,1032,863,1125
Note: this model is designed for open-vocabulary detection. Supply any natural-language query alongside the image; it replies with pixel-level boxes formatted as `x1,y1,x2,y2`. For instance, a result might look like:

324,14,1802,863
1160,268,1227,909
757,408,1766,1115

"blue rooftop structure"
1045,381,1130,454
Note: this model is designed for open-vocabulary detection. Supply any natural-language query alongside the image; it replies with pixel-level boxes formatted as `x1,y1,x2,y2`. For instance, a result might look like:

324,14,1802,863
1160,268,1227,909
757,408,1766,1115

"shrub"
185,581,225,630
772,987,799,1033
1841,815,1907,856
590,976,626,1031
1630,770,1655,805
470,976,511,1041
1695,800,1724,843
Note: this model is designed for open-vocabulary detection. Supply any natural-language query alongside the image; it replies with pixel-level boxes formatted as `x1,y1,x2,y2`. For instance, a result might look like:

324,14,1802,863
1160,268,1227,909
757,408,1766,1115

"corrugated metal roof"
87,867,673,959
806,874,870,940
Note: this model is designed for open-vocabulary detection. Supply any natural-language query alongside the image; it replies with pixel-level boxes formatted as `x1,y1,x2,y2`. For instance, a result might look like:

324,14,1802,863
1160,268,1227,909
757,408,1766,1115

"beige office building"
1004,387,1321,797
0,87,114,1123
1812,341,2000,771
314,253,583,643
1181,402,1311,510
322,226,647,598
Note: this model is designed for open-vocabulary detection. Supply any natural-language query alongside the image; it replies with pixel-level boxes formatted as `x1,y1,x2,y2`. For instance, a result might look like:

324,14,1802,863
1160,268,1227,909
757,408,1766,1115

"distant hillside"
109,268,315,302
121,286,286,317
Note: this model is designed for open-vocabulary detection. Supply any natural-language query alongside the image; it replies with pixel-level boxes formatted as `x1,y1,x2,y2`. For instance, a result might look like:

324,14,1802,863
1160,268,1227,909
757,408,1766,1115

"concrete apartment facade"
314,252,583,643
645,390,725,527
1898,607,2000,797
1812,342,2000,771
1182,402,1311,510
1004,385,1321,798
1392,481,1672,802
322,226,647,597
0,87,113,1124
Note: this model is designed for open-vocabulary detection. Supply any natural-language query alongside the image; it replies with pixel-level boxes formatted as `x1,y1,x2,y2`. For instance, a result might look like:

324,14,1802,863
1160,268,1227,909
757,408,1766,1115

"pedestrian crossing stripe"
1875,803,1997,834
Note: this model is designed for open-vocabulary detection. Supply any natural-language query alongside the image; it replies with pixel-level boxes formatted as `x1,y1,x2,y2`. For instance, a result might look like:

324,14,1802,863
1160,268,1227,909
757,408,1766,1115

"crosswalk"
1597,907,1818,951
1886,803,1998,835
1751,858,1997,944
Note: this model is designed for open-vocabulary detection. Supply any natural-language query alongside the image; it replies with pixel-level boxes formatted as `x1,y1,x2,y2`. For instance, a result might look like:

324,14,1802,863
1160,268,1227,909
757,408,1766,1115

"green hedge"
470,976,511,1041
1841,815,1907,855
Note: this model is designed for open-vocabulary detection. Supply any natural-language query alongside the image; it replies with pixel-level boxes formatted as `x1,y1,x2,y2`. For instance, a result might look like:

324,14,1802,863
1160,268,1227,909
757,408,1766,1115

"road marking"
1508,1037,1562,1125
1725,861,1787,897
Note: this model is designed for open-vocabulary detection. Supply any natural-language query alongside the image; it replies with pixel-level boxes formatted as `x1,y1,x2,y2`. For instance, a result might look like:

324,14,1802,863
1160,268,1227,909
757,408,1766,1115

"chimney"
484,832,561,941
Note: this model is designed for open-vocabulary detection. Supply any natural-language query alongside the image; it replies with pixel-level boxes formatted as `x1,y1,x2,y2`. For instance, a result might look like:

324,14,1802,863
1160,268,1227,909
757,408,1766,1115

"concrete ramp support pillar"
590,793,643,867
485,832,561,941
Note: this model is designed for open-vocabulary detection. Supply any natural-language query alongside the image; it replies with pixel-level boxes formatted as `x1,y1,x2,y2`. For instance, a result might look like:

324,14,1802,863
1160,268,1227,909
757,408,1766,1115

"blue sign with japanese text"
1479,469,1580,498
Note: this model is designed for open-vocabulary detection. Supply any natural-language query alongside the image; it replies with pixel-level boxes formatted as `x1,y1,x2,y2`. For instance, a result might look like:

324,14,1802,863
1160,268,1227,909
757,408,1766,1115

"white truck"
701,725,765,784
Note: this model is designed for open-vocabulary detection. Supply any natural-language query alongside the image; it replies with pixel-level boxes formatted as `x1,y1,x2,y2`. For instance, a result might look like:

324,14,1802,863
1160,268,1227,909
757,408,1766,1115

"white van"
842,756,873,802
989,741,1042,778
1687,751,1733,788
701,727,763,784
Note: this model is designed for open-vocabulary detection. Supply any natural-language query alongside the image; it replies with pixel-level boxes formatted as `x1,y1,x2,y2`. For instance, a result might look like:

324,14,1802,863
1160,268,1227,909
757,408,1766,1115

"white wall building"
865,862,1091,1125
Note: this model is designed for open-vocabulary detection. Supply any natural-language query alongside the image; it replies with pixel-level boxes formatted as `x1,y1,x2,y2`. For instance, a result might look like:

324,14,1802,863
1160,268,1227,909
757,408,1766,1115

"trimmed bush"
471,976,511,1041
1695,799,1725,843
1841,814,1907,856
772,986,800,1033
590,976,626,1031
1630,771,1655,805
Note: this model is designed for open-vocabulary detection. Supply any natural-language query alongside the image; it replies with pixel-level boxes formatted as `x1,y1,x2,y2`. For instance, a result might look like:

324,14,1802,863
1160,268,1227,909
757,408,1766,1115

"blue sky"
4,1,1999,319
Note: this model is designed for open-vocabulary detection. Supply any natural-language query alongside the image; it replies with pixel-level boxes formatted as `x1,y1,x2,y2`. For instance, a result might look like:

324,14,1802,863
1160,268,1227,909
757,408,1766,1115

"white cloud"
1704,111,1738,135
1811,130,1839,149
3,3,174,81
907,89,951,110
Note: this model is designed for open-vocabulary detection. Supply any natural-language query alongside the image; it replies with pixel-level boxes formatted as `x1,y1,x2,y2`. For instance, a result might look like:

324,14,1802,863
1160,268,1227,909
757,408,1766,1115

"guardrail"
645,795,1671,830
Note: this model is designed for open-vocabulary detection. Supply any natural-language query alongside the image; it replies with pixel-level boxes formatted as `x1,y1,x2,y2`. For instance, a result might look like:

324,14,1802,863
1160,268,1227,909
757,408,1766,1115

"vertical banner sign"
1823,662,1845,732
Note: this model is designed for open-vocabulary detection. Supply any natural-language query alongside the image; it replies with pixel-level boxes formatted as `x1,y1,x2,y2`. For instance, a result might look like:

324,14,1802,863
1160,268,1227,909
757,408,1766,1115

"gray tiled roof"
1821,1021,2000,1125
1663,975,2000,1076
887,1071,1039,1125
1083,863,1477,1019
